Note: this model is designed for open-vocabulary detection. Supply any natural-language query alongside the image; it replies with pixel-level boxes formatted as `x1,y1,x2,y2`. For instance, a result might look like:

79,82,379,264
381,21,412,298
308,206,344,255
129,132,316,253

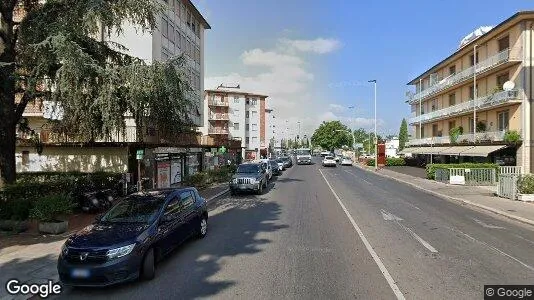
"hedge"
366,158,406,167
518,174,534,194
426,163,499,180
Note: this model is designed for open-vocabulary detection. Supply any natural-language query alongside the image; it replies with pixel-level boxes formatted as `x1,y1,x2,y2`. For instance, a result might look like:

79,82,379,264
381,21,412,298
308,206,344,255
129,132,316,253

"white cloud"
328,104,345,113
280,38,342,54
241,49,303,67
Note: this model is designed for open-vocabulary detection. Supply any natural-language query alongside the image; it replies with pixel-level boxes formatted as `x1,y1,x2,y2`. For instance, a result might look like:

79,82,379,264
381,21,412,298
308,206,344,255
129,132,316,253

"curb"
355,164,534,227
206,188,229,202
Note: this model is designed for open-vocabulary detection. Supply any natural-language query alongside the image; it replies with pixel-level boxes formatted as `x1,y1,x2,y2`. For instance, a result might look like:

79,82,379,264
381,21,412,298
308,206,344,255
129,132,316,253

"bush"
386,158,406,166
425,163,499,180
0,199,32,221
504,130,521,144
366,159,375,166
29,194,76,222
518,174,534,194
184,172,208,188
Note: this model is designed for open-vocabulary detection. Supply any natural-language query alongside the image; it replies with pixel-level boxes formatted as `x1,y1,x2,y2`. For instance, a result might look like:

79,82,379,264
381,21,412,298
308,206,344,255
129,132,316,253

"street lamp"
368,79,377,171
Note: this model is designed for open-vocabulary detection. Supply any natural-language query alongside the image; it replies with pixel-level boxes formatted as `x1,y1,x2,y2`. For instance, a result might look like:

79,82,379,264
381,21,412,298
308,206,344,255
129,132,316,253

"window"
180,191,194,208
162,18,169,38
470,52,479,66
432,124,438,137
469,85,478,100
251,98,257,105
496,73,509,90
497,110,509,131
21,151,29,166
245,137,250,144
169,24,174,44
431,99,437,111
449,65,456,75
187,10,191,28
233,96,239,103
164,197,181,215
420,126,425,138
498,36,510,52
251,124,257,131
246,98,250,105
246,124,250,131
448,121,456,132
246,111,249,118
234,123,239,130
181,3,186,20
175,30,181,48
448,93,456,106
192,18,196,33
468,117,479,133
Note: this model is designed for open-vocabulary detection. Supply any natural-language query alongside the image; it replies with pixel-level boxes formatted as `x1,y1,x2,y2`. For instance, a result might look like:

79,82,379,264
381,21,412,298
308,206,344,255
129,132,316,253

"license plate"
71,268,90,278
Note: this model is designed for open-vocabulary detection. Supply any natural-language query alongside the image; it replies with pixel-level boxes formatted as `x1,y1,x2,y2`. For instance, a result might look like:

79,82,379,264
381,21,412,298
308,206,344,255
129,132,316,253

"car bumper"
57,253,142,287
229,183,261,191
297,159,312,164
322,162,337,167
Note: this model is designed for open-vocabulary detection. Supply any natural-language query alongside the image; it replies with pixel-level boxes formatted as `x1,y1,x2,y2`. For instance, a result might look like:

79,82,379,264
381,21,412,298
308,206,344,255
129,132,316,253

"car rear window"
325,156,334,159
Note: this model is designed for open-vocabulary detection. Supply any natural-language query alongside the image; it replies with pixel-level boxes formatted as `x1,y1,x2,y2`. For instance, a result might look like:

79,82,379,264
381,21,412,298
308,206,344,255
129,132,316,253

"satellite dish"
503,81,515,91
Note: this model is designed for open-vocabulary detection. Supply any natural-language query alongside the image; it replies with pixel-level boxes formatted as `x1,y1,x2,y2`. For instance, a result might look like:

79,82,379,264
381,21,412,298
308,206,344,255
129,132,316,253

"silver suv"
229,163,268,195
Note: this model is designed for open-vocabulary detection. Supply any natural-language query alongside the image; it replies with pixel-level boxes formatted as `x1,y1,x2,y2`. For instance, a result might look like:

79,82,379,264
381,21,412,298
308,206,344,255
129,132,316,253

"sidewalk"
356,164,534,226
0,184,228,300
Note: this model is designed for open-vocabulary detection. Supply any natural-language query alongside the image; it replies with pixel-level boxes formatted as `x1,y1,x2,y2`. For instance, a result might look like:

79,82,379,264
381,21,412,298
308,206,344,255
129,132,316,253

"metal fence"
435,168,449,183
497,174,519,200
447,168,496,186
499,166,523,175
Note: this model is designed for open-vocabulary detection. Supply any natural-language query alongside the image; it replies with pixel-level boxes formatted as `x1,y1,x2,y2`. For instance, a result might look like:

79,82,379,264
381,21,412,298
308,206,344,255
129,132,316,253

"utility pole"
369,80,378,171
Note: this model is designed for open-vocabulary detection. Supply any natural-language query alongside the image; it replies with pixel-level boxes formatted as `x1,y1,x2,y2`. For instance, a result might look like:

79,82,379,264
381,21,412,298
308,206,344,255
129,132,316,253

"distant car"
334,155,342,163
229,163,268,195
269,160,281,176
296,148,312,165
281,156,293,168
275,158,285,171
341,157,353,166
320,151,331,157
57,188,208,287
322,156,337,167
260,159,273,180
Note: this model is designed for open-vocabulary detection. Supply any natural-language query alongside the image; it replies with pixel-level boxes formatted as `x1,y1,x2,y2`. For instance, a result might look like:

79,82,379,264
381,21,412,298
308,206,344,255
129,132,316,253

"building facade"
385,137,400,158
201,88,269,160
403,12,534,171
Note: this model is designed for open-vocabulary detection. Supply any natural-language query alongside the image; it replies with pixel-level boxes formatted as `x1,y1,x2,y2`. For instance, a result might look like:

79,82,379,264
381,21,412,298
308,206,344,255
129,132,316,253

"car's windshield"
325,156,334,160
237,164,261,173
101,194,167,224
296,149,311,155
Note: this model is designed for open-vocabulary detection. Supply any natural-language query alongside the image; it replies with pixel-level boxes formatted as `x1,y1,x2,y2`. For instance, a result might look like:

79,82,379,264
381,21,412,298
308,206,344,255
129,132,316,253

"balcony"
407,48,522,104
409,89,522,125
209,113,230,120
208,100,229,107
208,127,229,135
407,130,506,146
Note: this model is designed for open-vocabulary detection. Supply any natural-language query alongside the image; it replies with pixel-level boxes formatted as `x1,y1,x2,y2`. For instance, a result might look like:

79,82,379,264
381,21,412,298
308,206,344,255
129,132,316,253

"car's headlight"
106,243,135,260
61,243,68,256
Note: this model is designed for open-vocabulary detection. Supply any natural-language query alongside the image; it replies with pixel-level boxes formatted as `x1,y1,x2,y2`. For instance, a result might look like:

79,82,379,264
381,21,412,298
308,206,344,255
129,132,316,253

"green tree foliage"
398,118,408,151
0,0,194,185
311,121,351,151
352,128,368,143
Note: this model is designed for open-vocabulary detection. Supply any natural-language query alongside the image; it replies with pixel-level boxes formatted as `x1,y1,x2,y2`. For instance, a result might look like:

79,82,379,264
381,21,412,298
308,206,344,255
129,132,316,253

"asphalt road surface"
55,158,534,299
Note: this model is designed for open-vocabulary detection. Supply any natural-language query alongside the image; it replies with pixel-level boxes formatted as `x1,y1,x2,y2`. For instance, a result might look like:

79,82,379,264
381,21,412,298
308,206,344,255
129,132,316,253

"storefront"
150,147,203,188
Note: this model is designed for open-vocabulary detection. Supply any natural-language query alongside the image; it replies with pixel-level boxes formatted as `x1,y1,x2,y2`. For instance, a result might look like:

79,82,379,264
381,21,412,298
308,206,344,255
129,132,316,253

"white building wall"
228,94,246,144
246,98,261,151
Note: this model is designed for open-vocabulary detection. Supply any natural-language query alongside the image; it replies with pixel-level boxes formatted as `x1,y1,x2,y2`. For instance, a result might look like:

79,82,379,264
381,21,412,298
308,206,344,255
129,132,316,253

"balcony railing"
209,113,229,120
407,48,522,104
208,128,229,134
208,100,229,107
409,89,522,125
407,130,506,146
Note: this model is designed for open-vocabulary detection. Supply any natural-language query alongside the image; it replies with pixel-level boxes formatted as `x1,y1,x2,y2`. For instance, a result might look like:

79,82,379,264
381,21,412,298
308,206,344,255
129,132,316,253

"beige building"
403,11,534,171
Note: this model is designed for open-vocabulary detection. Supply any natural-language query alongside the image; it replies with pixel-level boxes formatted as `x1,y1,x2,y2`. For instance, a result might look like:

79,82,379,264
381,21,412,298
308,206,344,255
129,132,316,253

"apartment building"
201,88,270,160
402,11,534,171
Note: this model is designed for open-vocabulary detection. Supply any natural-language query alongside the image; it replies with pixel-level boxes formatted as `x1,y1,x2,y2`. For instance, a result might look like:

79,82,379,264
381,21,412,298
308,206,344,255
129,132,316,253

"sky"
192,0,533,139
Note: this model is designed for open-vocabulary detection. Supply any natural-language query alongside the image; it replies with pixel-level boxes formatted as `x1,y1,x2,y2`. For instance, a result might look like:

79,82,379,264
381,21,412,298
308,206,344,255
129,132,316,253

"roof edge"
184,0,211,29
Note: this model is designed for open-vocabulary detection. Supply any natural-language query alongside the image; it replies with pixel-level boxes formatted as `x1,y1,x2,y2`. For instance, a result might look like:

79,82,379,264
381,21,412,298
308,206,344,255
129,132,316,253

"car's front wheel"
197,215,208,239
141,248,155,281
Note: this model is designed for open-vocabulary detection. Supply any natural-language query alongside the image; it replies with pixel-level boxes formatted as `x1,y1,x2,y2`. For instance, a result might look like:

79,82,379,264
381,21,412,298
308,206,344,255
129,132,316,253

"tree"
399,118,408,151
311,121,351,151
0,0,193,185
353,128,368,144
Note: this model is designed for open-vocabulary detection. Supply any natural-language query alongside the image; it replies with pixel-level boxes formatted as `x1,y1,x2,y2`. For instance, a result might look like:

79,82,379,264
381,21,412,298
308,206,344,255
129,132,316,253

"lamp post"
473,44,478,143
369,80,377,170
348,106,356,150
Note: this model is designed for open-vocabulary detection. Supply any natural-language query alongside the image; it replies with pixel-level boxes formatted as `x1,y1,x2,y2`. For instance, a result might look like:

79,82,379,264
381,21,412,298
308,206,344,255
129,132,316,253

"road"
56,158,534,299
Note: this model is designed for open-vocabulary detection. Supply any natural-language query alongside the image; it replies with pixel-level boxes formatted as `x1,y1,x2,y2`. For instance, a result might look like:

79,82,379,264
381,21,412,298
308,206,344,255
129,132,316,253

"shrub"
184,172,208,188
518,174,534,194
366,159,375,166
503,130,521,144
29,194,76,222
386,158,406,166
425,163,499,180
31,194,74,221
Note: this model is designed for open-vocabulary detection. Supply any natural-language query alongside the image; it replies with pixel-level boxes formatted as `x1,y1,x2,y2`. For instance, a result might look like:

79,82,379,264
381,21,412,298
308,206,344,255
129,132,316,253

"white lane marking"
381,209,404,221
513,234,534,246
451,227,534,272
319,169,406,300
380,209,438,253
472,218,505,229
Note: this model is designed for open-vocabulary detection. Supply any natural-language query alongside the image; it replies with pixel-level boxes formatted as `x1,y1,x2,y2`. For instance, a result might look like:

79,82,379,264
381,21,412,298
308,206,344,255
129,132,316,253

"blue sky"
192,0,533,138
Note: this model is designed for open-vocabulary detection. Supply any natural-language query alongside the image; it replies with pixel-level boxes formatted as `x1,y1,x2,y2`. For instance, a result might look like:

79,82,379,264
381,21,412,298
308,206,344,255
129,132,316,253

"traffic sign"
219,146,227,153
136,149,144,160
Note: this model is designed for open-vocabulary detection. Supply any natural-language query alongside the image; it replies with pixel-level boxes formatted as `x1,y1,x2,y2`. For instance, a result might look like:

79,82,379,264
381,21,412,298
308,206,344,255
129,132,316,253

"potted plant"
449,126,463,144
30,193,76,234
504,130,521,145
517,174,534,202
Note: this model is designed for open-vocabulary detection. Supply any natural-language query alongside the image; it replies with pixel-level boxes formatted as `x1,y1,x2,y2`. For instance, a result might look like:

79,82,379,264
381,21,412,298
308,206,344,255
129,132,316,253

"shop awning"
417,146,454,155
439,146,475,156
398,147,418,154
458,145,508,157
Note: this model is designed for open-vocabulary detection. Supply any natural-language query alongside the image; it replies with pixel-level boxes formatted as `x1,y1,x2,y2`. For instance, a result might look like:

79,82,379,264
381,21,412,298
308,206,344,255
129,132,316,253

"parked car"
276,158,286,171
334,155,342,163
260,159,273,180
269,159,281,176
57,188,208,287
229,163,269,195
341,157,353,166
320,151,331,157
322,156,337,167
281,156,293,168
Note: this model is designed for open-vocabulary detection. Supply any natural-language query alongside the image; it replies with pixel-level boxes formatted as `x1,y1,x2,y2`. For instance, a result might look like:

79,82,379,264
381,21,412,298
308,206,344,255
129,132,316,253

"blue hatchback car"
57,188,208,287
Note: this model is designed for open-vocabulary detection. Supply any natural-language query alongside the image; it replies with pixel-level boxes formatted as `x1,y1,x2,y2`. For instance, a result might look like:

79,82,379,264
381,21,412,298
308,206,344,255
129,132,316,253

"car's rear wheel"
141,248,155,281
197,215,208,238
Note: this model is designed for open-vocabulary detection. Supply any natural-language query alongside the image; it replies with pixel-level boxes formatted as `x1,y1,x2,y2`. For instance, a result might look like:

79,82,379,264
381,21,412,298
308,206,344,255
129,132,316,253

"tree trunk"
0,121,16,186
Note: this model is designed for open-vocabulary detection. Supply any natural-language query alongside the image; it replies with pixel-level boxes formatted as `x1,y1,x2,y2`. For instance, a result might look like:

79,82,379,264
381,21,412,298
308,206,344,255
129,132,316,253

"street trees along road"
311,121,352,151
